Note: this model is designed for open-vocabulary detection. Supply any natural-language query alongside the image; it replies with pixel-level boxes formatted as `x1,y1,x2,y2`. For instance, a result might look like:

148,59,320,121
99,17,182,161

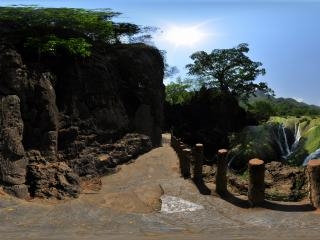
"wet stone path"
0,134,319,239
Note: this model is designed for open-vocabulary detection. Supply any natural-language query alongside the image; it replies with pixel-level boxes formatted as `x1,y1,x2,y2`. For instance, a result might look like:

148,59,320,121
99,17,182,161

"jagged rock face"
0,43,164,199
0,44,59,156
0,95,29,198
52,44,164,146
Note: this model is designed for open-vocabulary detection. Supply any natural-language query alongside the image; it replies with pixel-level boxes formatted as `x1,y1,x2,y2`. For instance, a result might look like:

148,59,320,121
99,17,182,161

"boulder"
28,161,81,199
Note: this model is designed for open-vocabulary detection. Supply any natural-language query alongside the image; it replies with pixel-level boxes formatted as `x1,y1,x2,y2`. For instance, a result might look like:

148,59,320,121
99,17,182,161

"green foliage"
250,96,320,117
272,98,320,116
186,43,273,101
0,6,149,57
25,35,92,57
0,7,116,39
165,77,194,105
228,125,279,171
248,100,276,122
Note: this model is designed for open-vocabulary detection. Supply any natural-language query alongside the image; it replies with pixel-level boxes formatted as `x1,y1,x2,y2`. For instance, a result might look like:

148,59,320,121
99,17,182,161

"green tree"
165,77,194,105
0,7,150,57
186,43,273,101
248,100,276,122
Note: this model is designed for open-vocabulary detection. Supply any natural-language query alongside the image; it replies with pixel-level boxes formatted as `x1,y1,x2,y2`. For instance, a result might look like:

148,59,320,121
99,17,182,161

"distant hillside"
247,90,320,116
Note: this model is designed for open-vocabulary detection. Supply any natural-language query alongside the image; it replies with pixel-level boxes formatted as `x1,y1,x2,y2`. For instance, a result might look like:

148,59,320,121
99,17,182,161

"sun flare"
163,24,207,47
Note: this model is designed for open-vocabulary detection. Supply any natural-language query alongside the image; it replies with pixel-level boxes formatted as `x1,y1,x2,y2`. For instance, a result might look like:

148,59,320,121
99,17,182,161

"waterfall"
275,124,290,158
274,126,285,157
275,123,301,160
291,122,301,152
281,125,291,157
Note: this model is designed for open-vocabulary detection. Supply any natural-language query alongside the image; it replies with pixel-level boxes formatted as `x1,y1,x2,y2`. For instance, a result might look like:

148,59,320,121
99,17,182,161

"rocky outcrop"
68,133,152,179
52,44,164,147
0,43,164,199
28,161,81,199
0,95,29,198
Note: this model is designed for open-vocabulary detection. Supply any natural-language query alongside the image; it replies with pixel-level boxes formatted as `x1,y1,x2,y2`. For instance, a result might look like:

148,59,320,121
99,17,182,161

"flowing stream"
276,123,301,160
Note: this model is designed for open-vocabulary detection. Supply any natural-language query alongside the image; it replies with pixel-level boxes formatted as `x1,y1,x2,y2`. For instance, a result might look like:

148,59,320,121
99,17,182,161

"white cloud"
293,97,304,103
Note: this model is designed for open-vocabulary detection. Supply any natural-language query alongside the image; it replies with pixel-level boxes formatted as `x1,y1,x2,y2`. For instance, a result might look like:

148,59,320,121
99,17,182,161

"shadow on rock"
220,191,315,212
193,179,211,195
261,200,315,212
220,191,251,209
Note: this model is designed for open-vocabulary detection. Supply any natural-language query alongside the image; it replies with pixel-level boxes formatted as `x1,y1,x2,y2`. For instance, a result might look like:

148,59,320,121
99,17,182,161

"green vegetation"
248,91,320,119
272,98,320,116
0,6,152,57
24,35,92,57
228,125,279,171
247,100,276,122
186,43,273,101
165,77,194,105
268,116,320,166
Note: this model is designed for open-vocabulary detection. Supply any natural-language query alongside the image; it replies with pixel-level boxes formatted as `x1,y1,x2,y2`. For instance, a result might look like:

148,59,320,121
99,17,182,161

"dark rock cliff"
0,43,164,199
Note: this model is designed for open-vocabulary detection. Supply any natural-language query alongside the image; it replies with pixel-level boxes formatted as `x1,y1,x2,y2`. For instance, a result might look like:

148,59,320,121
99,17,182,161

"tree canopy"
0,6,152,57
186,43,273,101
165,77,194,105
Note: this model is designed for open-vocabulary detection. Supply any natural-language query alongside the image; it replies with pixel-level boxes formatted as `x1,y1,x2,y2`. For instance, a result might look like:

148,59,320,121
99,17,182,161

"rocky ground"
0,134,319,240
203,161,308,202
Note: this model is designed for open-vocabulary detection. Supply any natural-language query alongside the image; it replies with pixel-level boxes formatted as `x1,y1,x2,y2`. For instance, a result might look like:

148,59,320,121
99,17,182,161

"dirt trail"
0,134,320,239
82,133,183,213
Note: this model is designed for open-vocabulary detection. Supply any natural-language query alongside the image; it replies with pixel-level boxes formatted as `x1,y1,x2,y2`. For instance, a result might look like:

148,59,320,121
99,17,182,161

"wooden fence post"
177,143,185,174
193,143,204,183
216,149,228,195
248,158,265,206
182,148,191,179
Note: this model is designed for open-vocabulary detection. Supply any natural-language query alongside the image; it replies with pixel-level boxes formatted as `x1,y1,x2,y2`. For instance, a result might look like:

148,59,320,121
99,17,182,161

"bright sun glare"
163,24,207,47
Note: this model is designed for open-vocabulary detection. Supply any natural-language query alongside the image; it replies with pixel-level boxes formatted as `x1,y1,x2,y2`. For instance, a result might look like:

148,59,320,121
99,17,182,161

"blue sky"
1,0,320,105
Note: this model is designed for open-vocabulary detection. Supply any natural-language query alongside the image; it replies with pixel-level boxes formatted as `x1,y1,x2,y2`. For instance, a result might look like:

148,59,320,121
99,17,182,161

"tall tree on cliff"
186,43,273,101
0,7,152,58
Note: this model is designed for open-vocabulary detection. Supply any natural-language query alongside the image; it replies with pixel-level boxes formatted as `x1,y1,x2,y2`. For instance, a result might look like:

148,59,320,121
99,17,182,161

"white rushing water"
291,122,301,152
276,123,301,160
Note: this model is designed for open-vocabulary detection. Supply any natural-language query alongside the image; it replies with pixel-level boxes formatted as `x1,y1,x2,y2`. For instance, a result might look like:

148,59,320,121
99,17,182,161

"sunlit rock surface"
160,195,204,213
